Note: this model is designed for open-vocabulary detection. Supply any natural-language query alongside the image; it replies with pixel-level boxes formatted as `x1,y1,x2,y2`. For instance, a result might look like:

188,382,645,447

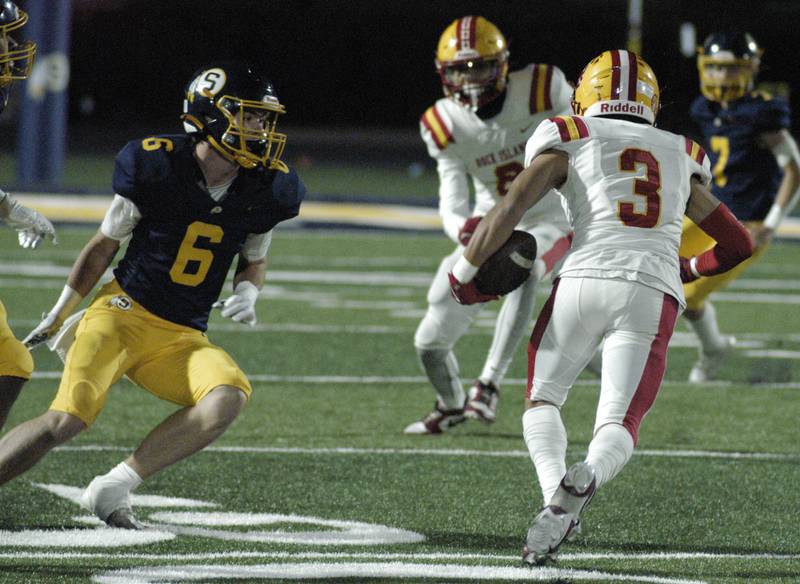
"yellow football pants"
680,217,767,312
0,300,33,379
50,280,252,426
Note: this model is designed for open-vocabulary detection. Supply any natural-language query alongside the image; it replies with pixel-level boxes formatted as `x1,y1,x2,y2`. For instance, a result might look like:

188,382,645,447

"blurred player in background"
0,0,56,430
450,50,753,563
405,15,572,434
683,32,800,382
0,62,304,529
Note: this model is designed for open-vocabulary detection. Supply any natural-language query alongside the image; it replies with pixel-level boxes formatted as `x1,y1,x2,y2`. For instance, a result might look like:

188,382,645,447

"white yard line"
52,444,800,462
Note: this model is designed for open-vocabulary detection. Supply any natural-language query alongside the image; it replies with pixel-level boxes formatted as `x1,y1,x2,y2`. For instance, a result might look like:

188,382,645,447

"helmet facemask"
214,95,287,171
437,54,508,110
698,55,758,102
0,8,35,87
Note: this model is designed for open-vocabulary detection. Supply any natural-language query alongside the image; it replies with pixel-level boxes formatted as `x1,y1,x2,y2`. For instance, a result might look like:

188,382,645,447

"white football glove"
23,285,84,350
212,281,259,326
2,192,57,249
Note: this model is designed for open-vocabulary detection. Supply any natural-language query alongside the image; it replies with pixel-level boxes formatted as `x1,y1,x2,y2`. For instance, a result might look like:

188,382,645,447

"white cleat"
81,475,142,530
403,400,466,435
689,335,736,383
522,461,596,565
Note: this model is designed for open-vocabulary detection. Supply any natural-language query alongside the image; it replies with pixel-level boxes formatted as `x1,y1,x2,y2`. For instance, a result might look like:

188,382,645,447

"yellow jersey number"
709,135,729,188
142,137,174,152
169,221,224,287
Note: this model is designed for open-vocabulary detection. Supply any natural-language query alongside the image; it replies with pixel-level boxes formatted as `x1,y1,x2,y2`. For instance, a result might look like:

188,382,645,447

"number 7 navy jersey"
689,92,791,221
111,134,305,331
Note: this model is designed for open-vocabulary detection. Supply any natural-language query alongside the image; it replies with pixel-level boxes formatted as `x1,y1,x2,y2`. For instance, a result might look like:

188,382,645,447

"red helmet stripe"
626,51,638,101
611,50,622,99
458,16,476,50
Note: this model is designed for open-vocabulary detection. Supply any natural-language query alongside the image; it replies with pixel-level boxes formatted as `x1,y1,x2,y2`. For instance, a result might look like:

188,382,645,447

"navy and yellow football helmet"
181,62,288,172
697,32,762,103
0,0,36,87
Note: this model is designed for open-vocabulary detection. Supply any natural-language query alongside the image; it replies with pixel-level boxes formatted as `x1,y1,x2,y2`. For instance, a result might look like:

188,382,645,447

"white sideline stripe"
1,550,794,562
29,371,800,388
53,444,800,462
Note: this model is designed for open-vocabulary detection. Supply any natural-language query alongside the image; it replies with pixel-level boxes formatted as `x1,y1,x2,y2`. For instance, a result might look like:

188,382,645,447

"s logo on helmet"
187,68,227,101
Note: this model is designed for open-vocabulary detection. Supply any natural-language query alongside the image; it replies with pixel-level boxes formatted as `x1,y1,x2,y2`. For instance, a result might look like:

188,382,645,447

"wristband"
52,285,84,319
689,256,702,279
452,256,479,283
762,204,783,231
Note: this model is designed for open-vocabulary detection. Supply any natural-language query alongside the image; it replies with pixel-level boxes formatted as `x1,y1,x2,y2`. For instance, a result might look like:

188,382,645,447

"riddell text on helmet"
599,102,645,115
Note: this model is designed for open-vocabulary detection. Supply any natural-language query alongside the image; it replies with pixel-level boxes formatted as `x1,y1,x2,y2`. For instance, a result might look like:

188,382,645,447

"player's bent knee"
200,385,247,428
42,410,86,442
0,337,34,379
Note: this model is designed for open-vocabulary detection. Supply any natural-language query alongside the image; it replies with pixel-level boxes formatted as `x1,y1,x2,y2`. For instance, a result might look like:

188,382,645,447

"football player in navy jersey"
0,0,56,431
681,32,800,382
0,62,305,528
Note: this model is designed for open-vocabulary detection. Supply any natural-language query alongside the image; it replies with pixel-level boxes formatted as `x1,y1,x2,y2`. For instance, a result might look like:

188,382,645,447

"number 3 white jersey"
420,64,573,243
524,115,713,307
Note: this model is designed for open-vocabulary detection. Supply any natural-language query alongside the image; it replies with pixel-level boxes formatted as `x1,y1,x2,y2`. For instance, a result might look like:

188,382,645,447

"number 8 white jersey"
420,64,573,243
524,115,713,307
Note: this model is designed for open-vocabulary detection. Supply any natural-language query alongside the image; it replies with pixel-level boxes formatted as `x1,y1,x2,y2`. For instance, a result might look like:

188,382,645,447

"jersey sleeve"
420,105,469,242
111,140,141,200
684,137,713,186
265,167,305,229
753,96,791,133
524,117,572,167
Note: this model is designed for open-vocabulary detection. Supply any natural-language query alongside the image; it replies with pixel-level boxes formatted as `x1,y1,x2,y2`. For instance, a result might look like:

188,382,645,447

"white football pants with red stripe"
527,276,679,445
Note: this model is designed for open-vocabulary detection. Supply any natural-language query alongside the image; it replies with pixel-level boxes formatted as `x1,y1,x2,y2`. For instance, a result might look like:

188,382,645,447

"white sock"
104,461,143,491
522,405,567,504
688,302,725,353
585,423,634,489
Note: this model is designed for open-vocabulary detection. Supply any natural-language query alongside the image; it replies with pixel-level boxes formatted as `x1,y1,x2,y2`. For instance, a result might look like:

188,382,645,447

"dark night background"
4,0,800,166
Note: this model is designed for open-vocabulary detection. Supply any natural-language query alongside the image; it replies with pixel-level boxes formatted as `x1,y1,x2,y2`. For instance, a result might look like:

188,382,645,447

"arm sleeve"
241,231,273,262
754,97,791,133
100,195,142,240
692,204,754,277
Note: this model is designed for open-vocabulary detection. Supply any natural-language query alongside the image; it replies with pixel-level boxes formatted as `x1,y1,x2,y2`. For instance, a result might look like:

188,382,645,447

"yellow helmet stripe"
529,64,554,113
421,106,452,150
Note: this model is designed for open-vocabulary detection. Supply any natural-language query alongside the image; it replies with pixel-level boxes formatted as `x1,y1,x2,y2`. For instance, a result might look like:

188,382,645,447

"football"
473,230,538,296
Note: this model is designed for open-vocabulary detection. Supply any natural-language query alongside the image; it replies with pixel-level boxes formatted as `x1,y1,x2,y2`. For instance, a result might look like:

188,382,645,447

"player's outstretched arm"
0,189,57,249
755,129,800,248
23,231,120,349
680,179,754,283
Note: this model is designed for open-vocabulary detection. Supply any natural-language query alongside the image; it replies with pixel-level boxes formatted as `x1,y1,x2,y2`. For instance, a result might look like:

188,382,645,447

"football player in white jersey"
0,0,56,430
405,15,573,434
449,50,753,563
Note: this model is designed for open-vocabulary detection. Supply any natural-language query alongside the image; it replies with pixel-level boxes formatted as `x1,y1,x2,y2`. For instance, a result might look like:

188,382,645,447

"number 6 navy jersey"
689,92,791,221
111,133,305,331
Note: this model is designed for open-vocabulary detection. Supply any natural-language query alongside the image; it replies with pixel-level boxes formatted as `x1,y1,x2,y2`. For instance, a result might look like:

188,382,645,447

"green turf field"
0,227,799,583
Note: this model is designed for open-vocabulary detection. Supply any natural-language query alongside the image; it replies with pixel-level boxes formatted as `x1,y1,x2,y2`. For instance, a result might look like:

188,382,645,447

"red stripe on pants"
526,279,561,400
622,293,679,446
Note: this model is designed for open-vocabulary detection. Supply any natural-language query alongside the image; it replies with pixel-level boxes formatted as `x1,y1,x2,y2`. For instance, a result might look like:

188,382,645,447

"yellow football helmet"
572,50,660,124
0,1,36,88
697,32,761,103
435,15,509,110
